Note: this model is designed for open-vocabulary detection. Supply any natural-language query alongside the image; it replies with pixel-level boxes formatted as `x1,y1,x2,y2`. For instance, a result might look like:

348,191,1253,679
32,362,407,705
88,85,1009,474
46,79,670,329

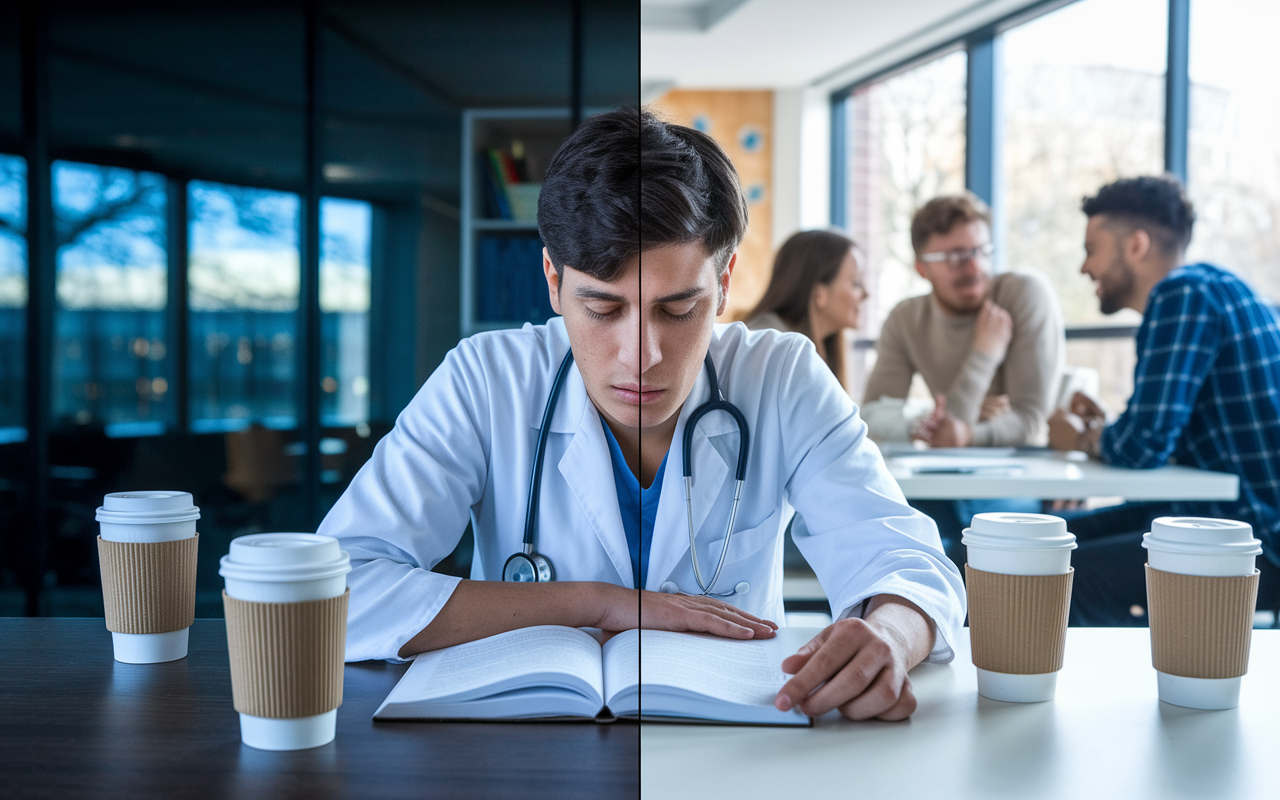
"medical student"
318,107,965,721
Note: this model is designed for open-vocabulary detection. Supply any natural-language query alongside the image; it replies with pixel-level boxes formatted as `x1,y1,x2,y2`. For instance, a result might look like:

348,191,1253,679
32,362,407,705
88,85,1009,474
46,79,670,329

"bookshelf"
460,108,578,337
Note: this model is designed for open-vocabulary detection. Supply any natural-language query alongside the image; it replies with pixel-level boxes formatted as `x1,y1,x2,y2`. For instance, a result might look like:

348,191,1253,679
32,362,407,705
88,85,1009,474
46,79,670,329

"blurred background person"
746,229,867,388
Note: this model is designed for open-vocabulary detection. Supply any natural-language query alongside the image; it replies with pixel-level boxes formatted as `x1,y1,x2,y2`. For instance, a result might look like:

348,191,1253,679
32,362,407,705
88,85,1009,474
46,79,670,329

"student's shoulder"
714,320,813,371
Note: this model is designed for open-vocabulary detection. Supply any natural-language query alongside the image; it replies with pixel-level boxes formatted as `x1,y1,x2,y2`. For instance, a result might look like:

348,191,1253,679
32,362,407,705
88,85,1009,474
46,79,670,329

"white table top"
882,450,1239,500
641,627,1278,800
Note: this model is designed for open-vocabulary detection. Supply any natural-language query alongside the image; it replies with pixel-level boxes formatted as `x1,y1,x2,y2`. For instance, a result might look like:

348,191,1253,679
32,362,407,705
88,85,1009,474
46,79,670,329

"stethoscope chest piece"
503,551,554,583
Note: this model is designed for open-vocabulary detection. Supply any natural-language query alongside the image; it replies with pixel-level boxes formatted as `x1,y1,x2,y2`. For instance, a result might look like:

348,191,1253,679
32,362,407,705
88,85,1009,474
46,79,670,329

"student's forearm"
397,580,628,658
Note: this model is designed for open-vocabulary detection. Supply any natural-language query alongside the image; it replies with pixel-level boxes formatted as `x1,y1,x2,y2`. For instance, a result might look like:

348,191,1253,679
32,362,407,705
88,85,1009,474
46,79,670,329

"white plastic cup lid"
219,533,351,583
96,491,200,524
962,512,1077,551
1142,517,1262,556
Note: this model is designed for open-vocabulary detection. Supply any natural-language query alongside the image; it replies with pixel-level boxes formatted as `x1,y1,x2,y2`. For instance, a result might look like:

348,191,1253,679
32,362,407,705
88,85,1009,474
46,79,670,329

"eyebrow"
573,287,626,303
653,287,707,304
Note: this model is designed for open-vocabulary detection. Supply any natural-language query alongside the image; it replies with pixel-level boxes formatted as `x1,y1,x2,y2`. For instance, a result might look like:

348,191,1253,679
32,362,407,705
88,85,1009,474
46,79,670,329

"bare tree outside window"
1001,0,1167,415
1187,0,1280,305
844,49,967,401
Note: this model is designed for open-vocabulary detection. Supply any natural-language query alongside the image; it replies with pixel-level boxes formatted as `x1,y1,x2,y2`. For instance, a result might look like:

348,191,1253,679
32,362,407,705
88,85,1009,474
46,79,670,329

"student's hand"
928,414,973,448
775,595,934,721
910,394,947,443
973,300,1013,360
1069,391,1106,423
978,394,1011,422
594,589,777,640
1048,408,1086,451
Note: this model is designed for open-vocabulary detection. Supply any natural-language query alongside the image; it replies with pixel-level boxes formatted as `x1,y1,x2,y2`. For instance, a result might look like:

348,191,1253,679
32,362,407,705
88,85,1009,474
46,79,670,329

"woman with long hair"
746,229,868,385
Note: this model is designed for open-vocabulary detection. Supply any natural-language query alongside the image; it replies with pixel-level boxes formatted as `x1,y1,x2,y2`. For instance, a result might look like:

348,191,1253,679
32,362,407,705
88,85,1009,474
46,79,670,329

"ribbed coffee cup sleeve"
98,534,199,634
967,565,1073,675
223,589,349,719
1145,565,1258,679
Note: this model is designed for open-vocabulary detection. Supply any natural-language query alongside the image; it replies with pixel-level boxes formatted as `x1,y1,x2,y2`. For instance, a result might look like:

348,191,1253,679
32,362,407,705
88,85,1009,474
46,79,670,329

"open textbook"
373,625,816,726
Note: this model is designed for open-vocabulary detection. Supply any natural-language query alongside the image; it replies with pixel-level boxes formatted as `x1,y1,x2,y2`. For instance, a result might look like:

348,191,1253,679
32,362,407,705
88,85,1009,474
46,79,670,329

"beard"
1098,253,1135,315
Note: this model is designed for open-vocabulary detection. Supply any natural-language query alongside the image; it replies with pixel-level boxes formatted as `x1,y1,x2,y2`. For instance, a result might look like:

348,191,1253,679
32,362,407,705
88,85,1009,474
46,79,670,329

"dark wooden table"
0,619,638,799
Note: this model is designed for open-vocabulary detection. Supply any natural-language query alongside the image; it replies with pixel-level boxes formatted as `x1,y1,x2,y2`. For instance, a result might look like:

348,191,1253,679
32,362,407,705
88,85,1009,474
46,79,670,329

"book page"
600,628,640,702
388,625,604,705
635,629,810,708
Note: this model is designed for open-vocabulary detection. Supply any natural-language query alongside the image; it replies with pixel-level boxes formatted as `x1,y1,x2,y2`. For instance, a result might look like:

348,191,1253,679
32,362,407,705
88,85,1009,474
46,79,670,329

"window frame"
830,0,1190,374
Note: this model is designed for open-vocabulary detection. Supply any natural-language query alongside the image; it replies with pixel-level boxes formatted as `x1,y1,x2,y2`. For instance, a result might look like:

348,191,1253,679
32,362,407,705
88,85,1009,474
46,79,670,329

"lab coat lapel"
554,366,633,587
645,368,737,590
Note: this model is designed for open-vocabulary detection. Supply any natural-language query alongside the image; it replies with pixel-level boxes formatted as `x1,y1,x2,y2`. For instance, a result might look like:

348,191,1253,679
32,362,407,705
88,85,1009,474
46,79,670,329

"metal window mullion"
1165,0,1190,182
300,0,324,527
965,28,1003,270
21,1,52,617
829,92,849,228
166,177,189,433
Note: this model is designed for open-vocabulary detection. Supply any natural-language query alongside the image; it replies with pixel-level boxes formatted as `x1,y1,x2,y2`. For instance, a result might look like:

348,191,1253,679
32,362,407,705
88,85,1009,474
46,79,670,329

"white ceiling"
641,0,1049,91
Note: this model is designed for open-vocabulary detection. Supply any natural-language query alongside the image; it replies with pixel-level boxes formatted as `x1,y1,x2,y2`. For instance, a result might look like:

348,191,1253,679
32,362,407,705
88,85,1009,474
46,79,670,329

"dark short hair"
910,192,992,255
639,108,748,272
1081,175,1195,254
538,108,748,281
538,108,642,281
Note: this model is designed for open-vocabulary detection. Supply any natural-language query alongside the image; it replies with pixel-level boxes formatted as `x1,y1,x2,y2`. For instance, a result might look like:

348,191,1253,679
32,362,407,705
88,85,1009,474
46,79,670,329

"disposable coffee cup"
96,491,201,664
1143,517,1261,710
220,533,351,751
963,512,1077,703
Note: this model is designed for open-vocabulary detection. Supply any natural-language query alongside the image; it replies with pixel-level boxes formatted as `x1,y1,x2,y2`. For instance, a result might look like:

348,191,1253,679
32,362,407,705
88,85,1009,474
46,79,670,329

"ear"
1126,228,1151,263
812,281,830,310
715,252,737,317
914,259,928,280
543,248,563,315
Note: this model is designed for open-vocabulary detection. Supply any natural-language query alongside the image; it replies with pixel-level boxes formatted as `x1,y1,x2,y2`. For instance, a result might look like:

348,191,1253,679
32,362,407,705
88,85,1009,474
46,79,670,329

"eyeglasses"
918,242,995,267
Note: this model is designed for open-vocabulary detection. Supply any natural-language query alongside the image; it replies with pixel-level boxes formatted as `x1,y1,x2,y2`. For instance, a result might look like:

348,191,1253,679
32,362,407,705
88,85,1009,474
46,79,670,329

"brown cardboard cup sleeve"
97,534,199,634
223,589,349,719
1145,565,1258,680
967,565,1073,675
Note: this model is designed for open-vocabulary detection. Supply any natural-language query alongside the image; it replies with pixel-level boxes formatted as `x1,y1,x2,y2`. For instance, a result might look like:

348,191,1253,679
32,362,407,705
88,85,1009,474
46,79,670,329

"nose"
623,308,660,379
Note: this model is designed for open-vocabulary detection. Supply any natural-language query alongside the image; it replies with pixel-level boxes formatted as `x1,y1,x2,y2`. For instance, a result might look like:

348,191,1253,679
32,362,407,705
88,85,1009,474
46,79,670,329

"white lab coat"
319,317,966,662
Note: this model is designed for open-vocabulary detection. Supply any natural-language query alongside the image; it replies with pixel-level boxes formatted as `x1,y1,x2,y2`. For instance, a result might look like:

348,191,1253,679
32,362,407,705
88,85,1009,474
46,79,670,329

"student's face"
915,220,992,314
1082,215,1137,315
813,249,868,332
545,244,732,434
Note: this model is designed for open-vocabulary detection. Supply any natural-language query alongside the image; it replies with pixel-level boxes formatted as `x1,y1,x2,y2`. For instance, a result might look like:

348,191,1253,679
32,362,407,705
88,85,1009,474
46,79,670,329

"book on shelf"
475,234,550,323
477,152,511,220
373,625,816,726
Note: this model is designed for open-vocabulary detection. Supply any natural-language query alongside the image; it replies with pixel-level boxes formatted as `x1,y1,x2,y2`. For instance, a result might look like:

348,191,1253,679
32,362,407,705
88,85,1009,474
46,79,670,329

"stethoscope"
503,349,751,598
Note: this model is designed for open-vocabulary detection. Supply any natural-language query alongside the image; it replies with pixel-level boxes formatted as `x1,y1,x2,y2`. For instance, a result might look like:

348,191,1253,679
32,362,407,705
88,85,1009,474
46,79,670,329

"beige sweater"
862,271,1064,446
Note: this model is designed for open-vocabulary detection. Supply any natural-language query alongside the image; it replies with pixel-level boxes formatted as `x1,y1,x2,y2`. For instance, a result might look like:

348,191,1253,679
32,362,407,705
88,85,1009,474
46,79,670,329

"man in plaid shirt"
1049,175,1280,626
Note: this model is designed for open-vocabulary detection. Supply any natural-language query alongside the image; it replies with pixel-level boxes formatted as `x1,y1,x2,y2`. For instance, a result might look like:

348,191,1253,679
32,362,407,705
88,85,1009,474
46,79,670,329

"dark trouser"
1060,502,1280,626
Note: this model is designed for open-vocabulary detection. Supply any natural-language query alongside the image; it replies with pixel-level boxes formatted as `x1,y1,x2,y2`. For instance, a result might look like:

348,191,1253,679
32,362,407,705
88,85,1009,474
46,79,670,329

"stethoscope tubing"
522,350,576,553
519,348,750,598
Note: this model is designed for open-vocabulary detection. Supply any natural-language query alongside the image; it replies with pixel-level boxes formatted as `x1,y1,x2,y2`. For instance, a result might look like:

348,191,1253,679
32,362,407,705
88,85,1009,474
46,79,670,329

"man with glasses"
861,193,1065,560
862,192,1064,450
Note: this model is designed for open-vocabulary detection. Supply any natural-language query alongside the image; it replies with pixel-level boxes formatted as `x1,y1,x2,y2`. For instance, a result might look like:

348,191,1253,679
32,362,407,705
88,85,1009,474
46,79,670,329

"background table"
0,619,637,800
883,450,1240,500
642,627,1277,800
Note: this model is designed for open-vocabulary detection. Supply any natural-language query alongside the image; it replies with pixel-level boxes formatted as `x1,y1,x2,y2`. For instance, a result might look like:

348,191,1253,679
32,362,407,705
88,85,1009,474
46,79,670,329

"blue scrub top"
600,416,667,590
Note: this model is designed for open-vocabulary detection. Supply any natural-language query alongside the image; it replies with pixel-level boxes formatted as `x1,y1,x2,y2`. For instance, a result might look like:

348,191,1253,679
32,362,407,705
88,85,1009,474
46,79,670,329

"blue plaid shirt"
1100,263,1280,555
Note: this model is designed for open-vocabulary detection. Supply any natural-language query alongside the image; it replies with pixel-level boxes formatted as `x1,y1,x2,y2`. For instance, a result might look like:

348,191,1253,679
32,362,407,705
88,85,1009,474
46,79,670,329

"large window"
0,155,23,439
188,180,300,433
845,49,967,338
1186,0,1280,303
1001,0,1167,329
52,161,169,436
842,49,967,399
320,197,372,427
